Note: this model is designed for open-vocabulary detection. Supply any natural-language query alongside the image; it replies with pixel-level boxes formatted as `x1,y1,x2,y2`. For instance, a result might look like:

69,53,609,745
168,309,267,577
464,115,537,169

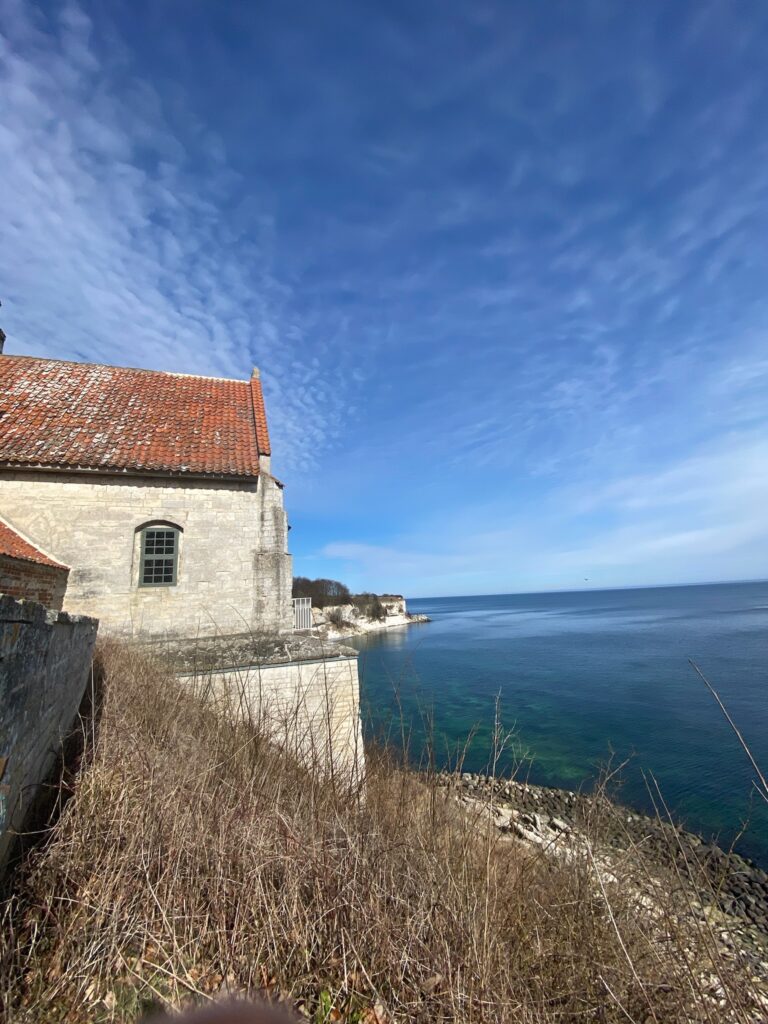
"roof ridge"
2,353,249,385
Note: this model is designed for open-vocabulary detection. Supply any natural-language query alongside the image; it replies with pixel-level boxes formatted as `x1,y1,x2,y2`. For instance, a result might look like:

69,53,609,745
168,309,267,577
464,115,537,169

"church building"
0,353,293,638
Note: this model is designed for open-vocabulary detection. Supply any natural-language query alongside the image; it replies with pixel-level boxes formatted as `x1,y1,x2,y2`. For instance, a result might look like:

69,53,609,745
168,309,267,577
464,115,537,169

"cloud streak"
2,0,768,593
321,429,768,594
0,0,355,473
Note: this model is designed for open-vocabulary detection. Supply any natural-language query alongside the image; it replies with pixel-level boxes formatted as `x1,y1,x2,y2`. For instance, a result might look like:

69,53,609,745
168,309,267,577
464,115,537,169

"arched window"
138,522,181,587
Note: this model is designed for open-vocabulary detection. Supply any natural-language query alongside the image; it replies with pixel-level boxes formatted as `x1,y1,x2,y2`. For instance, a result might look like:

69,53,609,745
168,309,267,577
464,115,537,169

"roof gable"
0,516,68,569
0,356,269,478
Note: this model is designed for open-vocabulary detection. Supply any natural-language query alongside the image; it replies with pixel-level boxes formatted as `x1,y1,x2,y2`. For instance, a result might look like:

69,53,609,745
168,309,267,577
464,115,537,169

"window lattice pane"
144,530,175,555
141,528,178,586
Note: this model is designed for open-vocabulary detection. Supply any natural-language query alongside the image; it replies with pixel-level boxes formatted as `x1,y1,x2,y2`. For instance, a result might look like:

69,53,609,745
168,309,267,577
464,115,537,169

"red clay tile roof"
0,517,68,569
0,356,271,478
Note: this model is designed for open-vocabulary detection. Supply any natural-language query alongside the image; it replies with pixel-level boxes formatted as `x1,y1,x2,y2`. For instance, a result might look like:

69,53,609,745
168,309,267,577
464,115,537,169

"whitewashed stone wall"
182,654,364,781
0,594,98,870
0,470,293,638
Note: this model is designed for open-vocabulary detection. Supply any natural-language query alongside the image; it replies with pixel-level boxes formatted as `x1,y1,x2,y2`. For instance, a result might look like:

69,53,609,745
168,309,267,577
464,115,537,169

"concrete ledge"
142,630,358,674
177,653,359,679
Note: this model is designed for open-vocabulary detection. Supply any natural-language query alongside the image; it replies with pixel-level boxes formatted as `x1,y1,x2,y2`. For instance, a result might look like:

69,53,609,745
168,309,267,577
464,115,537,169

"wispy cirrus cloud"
0,0,356,473
3,0,768,592
321,428,768,594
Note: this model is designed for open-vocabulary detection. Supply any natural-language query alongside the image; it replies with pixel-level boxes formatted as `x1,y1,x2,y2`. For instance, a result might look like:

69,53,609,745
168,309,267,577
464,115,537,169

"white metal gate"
292,596,312,631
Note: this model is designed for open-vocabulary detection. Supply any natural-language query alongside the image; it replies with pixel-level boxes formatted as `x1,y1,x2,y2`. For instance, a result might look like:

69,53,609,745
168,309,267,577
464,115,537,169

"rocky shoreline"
439,772,768,952
322,611,430,641
311,595,431,640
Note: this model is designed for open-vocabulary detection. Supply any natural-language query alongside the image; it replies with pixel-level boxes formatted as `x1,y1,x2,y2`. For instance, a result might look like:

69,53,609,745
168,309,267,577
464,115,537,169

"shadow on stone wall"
0,595,98,881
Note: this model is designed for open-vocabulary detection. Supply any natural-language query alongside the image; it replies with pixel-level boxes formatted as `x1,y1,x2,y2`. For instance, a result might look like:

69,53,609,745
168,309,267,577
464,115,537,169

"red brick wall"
0,554,69,610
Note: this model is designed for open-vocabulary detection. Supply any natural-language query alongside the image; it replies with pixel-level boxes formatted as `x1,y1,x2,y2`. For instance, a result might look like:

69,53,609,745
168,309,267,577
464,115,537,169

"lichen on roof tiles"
0,355,270,478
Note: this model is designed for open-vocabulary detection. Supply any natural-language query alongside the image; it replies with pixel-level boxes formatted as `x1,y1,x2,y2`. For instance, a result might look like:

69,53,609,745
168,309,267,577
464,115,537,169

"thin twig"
690,659,768,804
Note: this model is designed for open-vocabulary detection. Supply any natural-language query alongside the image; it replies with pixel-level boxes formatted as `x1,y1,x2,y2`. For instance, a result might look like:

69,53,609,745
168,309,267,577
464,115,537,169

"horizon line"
408,577,768,602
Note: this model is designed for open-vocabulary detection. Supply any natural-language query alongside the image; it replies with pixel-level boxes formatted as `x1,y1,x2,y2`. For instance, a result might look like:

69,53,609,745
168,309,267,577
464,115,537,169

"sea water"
349,581,768,866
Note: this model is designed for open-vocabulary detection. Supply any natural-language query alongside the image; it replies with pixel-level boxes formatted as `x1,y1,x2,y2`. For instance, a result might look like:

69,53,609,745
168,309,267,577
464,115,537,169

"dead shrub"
0,642,764,1022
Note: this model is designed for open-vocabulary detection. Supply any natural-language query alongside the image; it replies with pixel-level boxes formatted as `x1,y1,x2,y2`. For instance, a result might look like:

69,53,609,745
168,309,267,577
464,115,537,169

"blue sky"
2,0,768,597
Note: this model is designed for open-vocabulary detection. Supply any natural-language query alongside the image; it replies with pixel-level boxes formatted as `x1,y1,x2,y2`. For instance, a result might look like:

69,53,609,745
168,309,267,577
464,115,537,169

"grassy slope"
1,643,764,1022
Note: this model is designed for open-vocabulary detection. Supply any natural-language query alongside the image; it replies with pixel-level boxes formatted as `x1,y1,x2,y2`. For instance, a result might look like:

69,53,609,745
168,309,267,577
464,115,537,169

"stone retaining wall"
0,593,98,870
180,651,364,781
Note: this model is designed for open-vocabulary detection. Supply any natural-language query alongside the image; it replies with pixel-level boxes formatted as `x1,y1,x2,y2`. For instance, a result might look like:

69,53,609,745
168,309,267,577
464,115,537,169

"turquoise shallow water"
349,582,768,867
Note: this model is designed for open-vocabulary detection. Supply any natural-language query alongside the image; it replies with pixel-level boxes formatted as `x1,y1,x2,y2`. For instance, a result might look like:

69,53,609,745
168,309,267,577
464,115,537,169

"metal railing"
292,596,312,631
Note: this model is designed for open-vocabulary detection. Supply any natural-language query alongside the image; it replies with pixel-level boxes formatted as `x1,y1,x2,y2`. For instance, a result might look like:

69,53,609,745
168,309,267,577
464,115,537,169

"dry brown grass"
1,642,764,1023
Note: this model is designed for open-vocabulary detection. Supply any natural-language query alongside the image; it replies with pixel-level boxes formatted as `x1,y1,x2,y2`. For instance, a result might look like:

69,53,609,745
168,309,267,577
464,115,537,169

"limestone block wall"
0,594,98,870
0,469,293,638
0,554,69,610
182,654,364,780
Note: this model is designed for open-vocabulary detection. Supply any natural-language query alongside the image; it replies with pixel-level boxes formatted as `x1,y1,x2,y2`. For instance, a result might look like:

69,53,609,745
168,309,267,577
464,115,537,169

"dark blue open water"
349,582,768,866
